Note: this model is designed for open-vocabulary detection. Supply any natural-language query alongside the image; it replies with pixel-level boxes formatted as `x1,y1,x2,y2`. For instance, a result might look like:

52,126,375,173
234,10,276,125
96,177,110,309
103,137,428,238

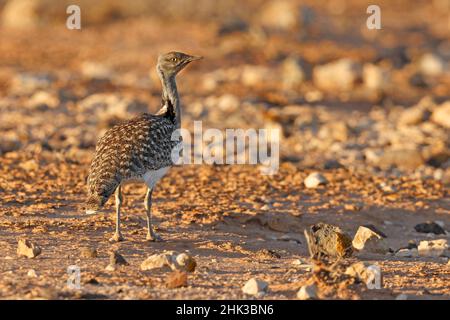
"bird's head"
157,51,202,77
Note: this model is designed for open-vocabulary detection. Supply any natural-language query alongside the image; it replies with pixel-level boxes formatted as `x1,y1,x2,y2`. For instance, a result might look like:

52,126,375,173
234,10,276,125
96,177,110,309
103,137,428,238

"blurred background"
0,0,449,181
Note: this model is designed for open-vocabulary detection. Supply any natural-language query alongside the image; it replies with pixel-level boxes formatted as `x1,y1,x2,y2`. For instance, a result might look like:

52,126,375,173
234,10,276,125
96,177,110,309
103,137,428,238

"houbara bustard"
85,52,202,242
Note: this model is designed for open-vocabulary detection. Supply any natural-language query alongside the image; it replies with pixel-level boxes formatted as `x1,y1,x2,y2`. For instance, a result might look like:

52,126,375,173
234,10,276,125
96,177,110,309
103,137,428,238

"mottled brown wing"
86,113,177,210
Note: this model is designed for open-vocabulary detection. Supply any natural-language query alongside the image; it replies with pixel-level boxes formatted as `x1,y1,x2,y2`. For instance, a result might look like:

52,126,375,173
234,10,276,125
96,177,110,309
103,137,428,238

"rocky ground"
0,0,449,300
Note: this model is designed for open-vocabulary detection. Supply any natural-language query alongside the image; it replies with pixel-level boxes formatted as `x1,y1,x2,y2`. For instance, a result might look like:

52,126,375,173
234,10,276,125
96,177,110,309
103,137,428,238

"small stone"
419,53,445,77
216,94,240,112
395,248,418,258
259,0,299,30
304,172,327,189
304,223,353,259
345,262,382,287
414,222,446,235
242,278,268,296
26,91,59,110
173,253,197,272
140,252,174,271
398,106,430,126
80,247,98,258
109,251,129,266
241,65,271,87
363,63,389,90
81,61,113,80
165,270,188,289
105,264,116,271
27,269,38,277
352,225,389,254
418,239,448,257
281,57,307,88
375,148,424,170
313,59,361,91
430,101,450,129
297,284,317,300
17,239,41,258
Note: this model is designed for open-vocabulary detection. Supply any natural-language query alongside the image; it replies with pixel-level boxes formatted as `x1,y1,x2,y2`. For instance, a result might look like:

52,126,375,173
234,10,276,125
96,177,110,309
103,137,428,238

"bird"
85,51,202,242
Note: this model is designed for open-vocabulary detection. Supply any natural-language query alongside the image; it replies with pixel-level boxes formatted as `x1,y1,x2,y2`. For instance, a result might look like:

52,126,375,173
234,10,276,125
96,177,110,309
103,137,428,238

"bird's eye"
171,58,178,62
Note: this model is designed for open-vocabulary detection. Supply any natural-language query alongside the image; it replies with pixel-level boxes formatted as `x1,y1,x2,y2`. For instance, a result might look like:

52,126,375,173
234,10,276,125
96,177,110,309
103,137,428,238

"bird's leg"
145,187,162,242
109,185,124,242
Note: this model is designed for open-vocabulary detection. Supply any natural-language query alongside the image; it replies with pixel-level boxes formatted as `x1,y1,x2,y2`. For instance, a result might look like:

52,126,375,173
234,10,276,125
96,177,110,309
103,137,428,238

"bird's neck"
158,67,180,128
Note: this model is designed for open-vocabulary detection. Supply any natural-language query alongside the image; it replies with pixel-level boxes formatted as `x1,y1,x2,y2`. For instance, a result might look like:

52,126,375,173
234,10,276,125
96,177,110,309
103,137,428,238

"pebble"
430,101,450,129
363,63,389,90
304,172,327,189
165,270,188,289
418,239,448,257
17,239,41,258
345,262,382,287
259,0,299,30
27,269,38,277
419,53,445,77
352,225,389,254
313,59,361,91
242,278,268,296
297,284,317,300
141,251,197,272
395,247,419,258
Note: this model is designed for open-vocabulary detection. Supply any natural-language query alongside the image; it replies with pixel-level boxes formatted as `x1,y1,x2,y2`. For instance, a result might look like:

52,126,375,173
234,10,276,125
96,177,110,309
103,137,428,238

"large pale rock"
17,239,41,258
1,0,42,28
418,239,448,257
141,251,197,272
297,284,317,300
352,225,388,254
259,1,299,30
313,59,361,91
304,172,327,189
345,262,383,287
431,102,450,129
419,53,446,77
242,278,268,296
363,63,389,90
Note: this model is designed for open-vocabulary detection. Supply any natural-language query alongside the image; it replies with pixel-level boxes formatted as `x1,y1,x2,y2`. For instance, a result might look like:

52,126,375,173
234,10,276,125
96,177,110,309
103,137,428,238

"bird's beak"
187,55,203,62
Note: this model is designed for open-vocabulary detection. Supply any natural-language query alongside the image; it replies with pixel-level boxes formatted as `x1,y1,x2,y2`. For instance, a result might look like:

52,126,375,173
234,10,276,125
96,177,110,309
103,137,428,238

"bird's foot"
146,232,163,242
109,232,124,242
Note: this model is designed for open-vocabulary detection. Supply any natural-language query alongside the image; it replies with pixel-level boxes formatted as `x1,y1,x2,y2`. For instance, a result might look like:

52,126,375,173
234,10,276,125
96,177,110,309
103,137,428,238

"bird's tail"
85,193,104,215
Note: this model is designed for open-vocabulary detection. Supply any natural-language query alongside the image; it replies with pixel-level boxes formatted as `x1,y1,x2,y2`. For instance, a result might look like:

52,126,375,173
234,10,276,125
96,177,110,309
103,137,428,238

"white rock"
313,59,361,91
242,278,268,296
363,63,389,90
17,239,41,258
26,91,59,110
27,269,38,277
418,239,448,257
352,225,388,254
259,0,299,30
81,61,114,80
398,106,429,126
297,284,317,300
140,252,174,271
281,57,306,88
217,94,240,112
430,101,450,129
304,172,327,188
241,65,271,87
419,53,445,77
1,0,42,29
395,248,418,258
